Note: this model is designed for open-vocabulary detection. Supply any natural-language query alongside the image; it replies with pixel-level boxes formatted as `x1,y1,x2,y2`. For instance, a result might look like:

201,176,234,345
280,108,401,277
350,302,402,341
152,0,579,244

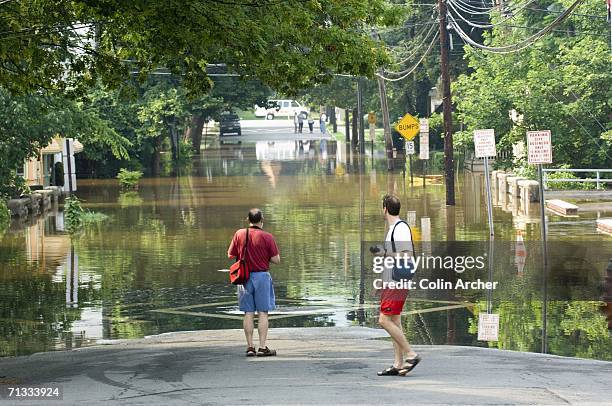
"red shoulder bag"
229,228,250,285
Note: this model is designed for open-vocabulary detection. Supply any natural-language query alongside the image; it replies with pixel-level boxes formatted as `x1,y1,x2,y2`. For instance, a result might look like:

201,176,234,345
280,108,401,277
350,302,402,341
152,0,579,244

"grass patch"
81,211,110,225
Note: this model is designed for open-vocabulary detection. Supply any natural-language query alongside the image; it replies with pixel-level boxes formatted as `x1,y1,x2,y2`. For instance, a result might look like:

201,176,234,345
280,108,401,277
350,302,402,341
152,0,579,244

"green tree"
453,0,611,170
0,88,129,197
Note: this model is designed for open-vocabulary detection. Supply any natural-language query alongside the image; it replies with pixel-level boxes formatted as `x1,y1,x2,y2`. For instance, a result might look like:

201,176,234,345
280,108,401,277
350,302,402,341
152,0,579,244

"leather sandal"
377,366,400,376
256,347,277,357
246,347,256,357
398,354,421,376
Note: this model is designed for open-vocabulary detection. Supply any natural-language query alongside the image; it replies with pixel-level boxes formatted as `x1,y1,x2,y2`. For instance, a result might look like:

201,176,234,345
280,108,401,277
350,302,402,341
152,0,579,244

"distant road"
223,119,333,142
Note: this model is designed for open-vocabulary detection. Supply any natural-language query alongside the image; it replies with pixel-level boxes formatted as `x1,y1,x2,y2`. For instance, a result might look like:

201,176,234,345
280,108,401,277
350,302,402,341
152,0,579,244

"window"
282,101,290,108
291,101,300,108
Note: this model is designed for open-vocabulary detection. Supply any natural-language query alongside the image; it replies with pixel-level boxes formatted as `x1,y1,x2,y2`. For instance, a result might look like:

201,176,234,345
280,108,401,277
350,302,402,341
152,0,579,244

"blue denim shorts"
238,272,276,313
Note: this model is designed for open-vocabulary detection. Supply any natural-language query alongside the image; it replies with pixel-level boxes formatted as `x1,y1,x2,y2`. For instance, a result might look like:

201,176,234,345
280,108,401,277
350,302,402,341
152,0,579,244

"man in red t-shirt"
228,208,280,357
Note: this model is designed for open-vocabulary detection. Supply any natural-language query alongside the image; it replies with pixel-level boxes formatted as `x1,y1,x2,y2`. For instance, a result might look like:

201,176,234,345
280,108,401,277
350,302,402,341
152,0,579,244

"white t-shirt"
383,219,413,282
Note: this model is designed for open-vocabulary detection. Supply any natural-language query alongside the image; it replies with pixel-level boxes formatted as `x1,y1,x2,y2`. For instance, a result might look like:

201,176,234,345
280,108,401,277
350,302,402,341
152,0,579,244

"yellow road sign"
395,113,420,141
368,112,377,125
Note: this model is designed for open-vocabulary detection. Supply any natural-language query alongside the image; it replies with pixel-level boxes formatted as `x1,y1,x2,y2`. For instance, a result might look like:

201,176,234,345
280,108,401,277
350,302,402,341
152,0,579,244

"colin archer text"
373,278,499,290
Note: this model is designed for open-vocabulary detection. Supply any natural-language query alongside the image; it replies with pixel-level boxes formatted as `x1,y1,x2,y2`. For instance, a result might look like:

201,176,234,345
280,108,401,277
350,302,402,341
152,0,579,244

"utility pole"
438,0,455,205
357,78,365,154
352,108,358,149
345,107,350,143
376,72,394,171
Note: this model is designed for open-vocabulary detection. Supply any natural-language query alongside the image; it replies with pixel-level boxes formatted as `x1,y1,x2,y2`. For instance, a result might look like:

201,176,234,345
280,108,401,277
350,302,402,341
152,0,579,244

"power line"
392,22,438,65
448,0,538,28
376,31,440,81
449,0,585,53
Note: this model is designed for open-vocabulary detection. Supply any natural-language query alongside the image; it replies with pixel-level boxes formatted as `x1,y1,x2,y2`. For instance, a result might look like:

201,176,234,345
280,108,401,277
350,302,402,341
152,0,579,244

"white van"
254,99,307,120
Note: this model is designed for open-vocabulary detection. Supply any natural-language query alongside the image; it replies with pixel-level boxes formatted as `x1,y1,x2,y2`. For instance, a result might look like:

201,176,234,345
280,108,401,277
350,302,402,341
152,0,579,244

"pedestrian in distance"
319,111,327,134
228,208,281,357
293,112,299,134
307,112,315,133
371,195,421,377
298,111,305,133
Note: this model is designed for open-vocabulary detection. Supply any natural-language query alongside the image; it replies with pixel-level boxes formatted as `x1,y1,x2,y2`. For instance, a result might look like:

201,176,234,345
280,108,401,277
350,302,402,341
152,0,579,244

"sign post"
527,129,552,353
61,138,77,194
419,119,429,187
473,129,496,238
368,112,376,161
406,141,415,185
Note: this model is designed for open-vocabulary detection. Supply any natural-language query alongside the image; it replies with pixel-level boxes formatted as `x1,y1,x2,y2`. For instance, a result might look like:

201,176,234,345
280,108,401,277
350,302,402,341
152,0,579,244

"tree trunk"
151,135,162,176
187,113,206,155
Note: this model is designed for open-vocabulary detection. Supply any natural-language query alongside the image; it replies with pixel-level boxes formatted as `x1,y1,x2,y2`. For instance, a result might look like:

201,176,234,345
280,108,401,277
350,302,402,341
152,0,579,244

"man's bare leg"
392,315,417,360
244,312,255,348
257,311,269,349
379,314,417,361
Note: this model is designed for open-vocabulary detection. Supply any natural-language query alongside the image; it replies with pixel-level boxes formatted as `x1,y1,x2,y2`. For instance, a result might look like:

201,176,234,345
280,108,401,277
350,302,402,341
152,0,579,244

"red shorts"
380,288,409,315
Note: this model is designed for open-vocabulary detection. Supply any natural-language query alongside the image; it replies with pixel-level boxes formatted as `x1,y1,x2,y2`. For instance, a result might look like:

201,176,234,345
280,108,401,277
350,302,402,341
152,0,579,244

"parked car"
254,99,307,120
219,113,241,136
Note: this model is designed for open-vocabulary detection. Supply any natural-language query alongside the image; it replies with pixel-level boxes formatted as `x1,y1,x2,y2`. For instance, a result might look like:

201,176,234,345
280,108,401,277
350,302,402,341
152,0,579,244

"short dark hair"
382,194,401,216
248,208,263,224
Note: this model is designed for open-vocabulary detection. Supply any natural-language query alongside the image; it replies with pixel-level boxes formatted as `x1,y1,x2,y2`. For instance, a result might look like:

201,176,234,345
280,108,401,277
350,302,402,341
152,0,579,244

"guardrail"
542,168,612,190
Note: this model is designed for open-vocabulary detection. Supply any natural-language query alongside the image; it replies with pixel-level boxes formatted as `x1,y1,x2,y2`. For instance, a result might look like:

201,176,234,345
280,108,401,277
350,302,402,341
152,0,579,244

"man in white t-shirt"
376,194,421,377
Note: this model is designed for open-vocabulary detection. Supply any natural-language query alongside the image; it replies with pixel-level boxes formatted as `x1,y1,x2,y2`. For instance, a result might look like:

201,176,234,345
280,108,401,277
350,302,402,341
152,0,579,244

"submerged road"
217,119,334,142
0,327,609,405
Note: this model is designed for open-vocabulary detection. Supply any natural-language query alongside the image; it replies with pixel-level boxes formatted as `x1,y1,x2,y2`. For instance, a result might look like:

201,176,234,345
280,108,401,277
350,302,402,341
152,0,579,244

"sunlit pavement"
219,119,334,142
0,327,609,405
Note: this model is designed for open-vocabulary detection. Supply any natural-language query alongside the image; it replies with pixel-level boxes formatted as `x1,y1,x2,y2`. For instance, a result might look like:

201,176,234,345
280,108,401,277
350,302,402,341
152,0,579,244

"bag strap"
390,220,416,255
240,227,249,261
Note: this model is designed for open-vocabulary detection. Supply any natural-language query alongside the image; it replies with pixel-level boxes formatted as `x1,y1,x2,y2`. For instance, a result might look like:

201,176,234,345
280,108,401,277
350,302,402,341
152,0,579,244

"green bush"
116,168,143,189
81,211,110,225
546,171,596,190
64,196,84,234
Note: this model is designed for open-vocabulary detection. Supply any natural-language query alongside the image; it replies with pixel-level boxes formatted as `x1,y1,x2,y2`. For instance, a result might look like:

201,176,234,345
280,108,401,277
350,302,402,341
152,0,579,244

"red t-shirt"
228,227,279,271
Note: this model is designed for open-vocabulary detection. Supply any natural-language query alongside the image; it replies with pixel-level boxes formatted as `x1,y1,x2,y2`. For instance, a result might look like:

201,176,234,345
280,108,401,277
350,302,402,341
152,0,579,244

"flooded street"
1,123,610,360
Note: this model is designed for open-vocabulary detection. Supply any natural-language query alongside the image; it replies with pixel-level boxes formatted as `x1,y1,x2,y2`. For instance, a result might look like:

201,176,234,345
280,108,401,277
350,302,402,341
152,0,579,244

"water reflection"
0,138,610,360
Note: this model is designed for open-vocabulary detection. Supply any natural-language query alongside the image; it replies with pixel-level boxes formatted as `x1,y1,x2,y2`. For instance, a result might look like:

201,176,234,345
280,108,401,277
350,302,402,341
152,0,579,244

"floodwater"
1,134,611,360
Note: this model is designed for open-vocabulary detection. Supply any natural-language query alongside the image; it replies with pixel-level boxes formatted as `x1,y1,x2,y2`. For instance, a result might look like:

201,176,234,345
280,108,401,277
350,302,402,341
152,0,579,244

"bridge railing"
542,168,612,190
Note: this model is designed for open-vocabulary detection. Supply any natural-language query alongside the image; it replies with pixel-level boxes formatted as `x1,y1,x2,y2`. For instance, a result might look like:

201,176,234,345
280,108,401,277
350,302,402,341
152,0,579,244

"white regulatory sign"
527,130,552,164
478,313,500,341
419,118,429,133
406,141,415,155
473,129,496,158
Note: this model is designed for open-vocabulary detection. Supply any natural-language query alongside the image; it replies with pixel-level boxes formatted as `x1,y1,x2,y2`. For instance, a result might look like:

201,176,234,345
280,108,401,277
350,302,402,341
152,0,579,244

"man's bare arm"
270,255,280,265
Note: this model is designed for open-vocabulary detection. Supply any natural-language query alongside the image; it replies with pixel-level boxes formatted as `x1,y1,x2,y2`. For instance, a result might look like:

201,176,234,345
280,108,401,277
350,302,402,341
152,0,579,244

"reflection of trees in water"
0,238,100,356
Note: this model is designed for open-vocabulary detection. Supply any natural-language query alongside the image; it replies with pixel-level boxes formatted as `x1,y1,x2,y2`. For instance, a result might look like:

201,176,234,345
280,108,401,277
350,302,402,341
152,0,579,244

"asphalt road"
218,119,334,142
0,327,610,405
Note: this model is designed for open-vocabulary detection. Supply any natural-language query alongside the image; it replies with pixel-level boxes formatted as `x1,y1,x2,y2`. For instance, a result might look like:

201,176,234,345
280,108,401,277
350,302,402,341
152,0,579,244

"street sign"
474,129,496,158
478,313,500,341
419,130,429,160
406,141,415,155
527,130,552,164
367,112,377,125
419,118,429,134
395,113,420,141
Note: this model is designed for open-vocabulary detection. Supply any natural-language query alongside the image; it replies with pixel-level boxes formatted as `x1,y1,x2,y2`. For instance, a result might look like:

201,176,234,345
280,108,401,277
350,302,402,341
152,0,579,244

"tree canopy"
0,0,399,97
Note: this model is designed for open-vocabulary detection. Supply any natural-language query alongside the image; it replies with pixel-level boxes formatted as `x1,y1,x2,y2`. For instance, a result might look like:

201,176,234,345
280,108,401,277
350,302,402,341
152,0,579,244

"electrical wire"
393,22,438,65
448,0,538,29
376,31,439,81
448,0,585,54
